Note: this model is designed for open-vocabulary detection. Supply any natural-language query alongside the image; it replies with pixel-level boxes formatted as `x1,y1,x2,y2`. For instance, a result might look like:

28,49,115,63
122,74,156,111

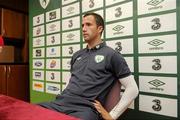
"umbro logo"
113,25,124,35
113,25,124,32
67,33,75,41
147,0,164,7
67,7,75,14
148,79,165,88
148,39,165,47
77,57,82,61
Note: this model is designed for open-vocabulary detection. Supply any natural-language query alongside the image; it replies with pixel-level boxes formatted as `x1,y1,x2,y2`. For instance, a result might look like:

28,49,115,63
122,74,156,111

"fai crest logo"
39,0,50,9
95,55,104,63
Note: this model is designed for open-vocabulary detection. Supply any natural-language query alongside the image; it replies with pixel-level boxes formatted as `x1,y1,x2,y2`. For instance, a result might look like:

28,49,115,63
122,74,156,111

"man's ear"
98,26,103,34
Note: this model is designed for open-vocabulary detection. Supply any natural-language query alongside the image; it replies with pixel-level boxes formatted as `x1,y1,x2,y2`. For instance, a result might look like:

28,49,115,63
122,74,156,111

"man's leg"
38,102,64,113
68,109,101,120
38,102,102,120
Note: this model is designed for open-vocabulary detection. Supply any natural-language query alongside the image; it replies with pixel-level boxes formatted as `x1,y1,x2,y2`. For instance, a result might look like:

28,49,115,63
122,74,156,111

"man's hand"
93,100,114,120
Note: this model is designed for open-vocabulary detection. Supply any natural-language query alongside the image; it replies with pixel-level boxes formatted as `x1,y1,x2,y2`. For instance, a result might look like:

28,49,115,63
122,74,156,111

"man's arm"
109,75,139,119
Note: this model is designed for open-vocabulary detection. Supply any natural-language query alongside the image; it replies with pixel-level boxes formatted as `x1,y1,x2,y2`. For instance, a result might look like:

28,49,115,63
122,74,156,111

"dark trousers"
38,102,101,120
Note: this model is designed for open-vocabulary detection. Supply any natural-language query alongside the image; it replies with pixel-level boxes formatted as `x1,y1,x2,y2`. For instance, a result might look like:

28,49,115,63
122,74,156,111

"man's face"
82,15,102,43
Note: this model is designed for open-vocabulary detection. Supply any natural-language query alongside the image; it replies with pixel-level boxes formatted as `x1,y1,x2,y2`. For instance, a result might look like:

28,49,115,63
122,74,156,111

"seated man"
39,12,139,120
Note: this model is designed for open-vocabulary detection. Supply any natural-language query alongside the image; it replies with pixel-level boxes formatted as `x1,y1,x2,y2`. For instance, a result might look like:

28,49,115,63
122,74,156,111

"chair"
104,81,121,112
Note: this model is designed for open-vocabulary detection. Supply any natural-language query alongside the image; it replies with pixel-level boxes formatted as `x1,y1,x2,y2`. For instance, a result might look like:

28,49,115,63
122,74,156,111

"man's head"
83,13,104,35
82,13,104,44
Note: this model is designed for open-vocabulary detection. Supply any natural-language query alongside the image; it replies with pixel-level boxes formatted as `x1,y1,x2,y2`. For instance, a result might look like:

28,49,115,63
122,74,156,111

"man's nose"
82,26,87,32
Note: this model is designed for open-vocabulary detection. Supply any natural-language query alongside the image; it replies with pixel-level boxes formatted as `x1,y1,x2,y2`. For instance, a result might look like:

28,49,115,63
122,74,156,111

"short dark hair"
83,13,104,35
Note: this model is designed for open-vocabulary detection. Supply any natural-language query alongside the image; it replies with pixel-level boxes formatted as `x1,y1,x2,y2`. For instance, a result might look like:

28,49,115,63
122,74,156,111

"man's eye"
87,23,91,26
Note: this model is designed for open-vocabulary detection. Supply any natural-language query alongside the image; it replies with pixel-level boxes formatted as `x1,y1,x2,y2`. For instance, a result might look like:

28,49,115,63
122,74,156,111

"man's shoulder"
103,45,121,55
102,45,125,62
73,48,86,57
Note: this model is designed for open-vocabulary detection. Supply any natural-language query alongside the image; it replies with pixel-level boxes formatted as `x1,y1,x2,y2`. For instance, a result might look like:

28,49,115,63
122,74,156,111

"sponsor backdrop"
29,0,179,119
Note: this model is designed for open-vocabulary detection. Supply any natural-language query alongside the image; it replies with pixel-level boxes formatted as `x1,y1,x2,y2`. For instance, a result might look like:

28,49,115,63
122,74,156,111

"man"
39,13,139,120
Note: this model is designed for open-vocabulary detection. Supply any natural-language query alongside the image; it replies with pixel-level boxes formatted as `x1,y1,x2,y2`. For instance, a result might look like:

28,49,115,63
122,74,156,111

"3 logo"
68,47,74,54
115,42,122,53
115,7,122,17
152,99,162,111
151,18,161,30
68,20,73,28
89,0,95,8
152,59,161,71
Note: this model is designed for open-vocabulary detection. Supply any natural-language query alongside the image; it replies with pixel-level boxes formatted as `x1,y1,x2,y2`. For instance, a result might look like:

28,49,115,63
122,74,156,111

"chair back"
104,81,121,112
